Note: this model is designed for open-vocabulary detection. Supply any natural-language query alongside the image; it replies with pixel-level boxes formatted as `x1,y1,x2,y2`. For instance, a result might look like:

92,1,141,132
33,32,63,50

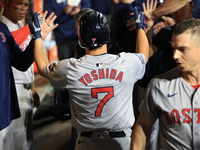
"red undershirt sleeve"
11,25,31,45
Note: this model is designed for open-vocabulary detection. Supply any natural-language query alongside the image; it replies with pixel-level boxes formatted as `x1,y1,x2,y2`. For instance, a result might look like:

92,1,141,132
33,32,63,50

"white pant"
11,84,34,150
0,123,14,150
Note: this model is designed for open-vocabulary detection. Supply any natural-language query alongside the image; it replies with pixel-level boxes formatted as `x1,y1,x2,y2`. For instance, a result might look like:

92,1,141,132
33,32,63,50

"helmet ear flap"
79,10,110,50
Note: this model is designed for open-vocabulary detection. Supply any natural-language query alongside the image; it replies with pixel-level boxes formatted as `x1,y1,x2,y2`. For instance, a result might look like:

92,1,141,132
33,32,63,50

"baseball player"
0,8,46,150
131,18,200,150
2,2,37,149
33,9,150,150
1,0,58,149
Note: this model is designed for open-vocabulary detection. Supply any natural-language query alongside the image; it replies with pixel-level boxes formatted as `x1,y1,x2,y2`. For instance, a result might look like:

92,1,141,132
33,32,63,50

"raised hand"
41,11,58,40
127,0,157,32
142,0,158,31
153,16,175,34
28,12,42,40
132,7,147,31
143,0,157,14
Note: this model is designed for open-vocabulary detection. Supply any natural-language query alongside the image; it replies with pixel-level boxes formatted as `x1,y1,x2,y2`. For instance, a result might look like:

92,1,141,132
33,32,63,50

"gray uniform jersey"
140,67,200,150
44,52,145,132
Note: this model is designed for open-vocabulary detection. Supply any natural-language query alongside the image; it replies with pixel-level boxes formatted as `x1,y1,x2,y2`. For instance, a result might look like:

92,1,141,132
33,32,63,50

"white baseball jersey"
140,67,200,150
44,52,146,132
2,16,33,84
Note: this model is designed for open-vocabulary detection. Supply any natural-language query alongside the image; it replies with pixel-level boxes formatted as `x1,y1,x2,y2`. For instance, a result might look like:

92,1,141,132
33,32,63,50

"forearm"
136,29,149,62
130,124,147,150
146,29,158,57
34,39,49,77
151,0,191,21
130,114,154,150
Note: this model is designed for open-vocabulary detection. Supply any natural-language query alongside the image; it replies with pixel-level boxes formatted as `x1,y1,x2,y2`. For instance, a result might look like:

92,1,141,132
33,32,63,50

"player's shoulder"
150,67,181,87
53,57,84,71
0,22,9,30
118,52,146,64
56,58,78,67
155,67,181,79
0,22,12,41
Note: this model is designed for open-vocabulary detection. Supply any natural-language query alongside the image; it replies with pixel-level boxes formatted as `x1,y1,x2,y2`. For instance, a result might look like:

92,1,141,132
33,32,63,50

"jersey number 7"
91,86,114,116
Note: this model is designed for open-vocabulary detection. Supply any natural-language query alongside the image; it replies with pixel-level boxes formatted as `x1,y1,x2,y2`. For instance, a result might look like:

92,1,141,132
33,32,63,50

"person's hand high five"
28,13,42,40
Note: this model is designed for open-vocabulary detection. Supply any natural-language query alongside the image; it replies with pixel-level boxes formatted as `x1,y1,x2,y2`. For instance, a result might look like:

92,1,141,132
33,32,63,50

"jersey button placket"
192,91,200,149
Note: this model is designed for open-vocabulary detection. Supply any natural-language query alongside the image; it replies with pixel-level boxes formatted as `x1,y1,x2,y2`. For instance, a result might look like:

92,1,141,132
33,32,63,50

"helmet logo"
92,38,97,46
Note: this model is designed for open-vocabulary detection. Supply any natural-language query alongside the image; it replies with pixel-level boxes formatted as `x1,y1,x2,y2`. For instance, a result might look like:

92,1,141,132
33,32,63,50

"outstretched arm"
136,29,149,62
127,0,190,31
150,0,191,21
130,113,155,150
133,7,152,62
28,13,50,77
33,39,49,77
142,0,158,57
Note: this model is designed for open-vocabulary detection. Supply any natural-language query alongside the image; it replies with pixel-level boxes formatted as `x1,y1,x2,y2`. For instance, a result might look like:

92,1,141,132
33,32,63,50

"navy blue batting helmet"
78,10,110,50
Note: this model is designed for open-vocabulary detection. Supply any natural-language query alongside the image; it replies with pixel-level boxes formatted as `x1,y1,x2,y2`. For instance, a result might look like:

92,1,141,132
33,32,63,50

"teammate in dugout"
131,18,200,150
33,8,150,150
1,0,58,149
0,7,49,150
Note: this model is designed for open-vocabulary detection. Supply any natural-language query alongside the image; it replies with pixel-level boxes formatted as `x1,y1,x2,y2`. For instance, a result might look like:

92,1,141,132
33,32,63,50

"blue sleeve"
0,22,34,71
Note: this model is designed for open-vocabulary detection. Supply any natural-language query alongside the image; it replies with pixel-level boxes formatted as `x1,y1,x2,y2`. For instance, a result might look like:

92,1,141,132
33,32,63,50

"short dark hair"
173,18,200,35
173,18,200,46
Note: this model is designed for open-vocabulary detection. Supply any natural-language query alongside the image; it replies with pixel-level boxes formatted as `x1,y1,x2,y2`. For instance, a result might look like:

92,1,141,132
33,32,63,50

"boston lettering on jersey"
163,108,200,124
78,68,124,86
